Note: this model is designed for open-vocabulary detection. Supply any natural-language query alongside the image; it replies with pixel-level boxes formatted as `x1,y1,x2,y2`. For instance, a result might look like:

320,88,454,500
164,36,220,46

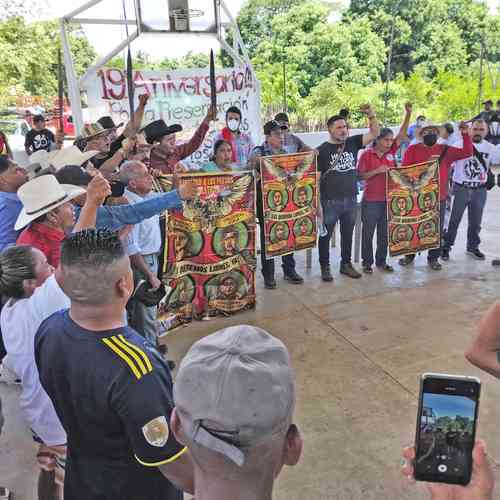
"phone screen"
415,375,480,485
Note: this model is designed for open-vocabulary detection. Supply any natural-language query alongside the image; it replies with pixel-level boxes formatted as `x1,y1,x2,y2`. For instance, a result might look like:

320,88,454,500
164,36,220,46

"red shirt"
358,143,398,202
17,223,65,268
150,120,210,174
402,134,473,200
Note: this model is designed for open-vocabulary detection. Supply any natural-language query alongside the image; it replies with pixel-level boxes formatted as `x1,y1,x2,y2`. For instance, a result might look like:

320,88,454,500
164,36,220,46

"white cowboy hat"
15,175,86,230
30,146,99,172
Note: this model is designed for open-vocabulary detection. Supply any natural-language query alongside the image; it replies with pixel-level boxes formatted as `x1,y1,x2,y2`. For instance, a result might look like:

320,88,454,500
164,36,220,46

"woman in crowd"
202,139,238,173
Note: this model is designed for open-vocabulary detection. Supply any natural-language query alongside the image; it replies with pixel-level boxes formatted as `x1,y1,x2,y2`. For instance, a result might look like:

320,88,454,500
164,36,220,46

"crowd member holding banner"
442,119,500,261
274,112,312,154
316,105,380,282
35,229,194,500
214,106,254,168
202,140,237,172
250,120,306,289
358,103,412,274
400,121,473,270
171,324,302,500
147,106,216,174
0,174,110,500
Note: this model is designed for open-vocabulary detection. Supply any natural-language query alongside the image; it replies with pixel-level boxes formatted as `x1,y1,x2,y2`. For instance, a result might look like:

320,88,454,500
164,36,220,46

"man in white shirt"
120,161,164,345
442,119,500,261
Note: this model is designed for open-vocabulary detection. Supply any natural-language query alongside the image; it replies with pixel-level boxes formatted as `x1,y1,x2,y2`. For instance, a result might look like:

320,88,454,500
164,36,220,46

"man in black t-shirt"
24,115,57,155
316,105,380,281
35,230,194,500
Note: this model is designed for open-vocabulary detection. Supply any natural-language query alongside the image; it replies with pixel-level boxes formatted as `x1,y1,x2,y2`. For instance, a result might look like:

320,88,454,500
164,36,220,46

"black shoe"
363,265,373,274
441,248,450,261
467,249,486,260
399,254,415,267
428,260,442,271
284,270,304,284
340,263,362,279
321,265,333,282
376,264,395,273
264,277,277,289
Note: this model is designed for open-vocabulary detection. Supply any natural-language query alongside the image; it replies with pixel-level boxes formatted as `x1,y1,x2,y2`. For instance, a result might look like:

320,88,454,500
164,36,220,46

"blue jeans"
318,197,357,266
361,201,388,267
444,184,487,251
129,253,159,344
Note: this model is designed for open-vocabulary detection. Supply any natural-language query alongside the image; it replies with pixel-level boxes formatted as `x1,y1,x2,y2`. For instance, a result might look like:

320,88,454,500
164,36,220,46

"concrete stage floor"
2,185,500,499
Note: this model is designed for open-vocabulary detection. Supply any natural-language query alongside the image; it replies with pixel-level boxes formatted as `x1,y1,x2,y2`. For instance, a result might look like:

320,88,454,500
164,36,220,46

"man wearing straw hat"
399,120,473,271
15,175,93,268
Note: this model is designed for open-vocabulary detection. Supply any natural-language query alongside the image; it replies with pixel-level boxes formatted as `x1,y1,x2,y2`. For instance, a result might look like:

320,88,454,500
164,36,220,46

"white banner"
83,65,262,167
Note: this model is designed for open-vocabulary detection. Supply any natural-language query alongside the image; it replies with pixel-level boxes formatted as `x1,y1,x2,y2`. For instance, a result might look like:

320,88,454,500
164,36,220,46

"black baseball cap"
33,114,45,123
55,165,92,187
263,120,282,136
274,112,289,124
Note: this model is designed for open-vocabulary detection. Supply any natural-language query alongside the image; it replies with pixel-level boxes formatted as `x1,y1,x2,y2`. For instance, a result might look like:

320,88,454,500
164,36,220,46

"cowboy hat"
15,175,86,230
97,116,124,130
416,121,440,136
81,123,110,140
142,120,182,144
48,146,100,171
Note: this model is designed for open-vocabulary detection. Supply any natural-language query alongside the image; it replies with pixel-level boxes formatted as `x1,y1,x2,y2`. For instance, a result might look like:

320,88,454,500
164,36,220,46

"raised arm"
176,105,216,161
361,104,380,146
445,122,473,162
73,174,111,232
465,302,500,379
122,94,150,138
395,103,412,146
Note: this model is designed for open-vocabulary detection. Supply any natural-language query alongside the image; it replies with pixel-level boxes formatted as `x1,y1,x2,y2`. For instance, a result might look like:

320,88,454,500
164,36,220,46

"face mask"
423,134,438,147
227,119,240,132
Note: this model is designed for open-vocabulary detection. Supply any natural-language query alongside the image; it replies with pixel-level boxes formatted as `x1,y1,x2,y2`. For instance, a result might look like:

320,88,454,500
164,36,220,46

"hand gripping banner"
260,152,318,258
157,172,256,331
387,160,440,257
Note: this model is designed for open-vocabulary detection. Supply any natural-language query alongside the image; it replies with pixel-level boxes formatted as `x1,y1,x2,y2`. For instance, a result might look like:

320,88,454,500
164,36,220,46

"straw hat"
15,175,86,230
30,146,100,172
81,123,109,140
417,121,440,136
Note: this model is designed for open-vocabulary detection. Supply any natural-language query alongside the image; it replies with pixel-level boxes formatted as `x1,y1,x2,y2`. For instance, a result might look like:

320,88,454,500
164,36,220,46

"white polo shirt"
124,189,163,256
1,275,69,445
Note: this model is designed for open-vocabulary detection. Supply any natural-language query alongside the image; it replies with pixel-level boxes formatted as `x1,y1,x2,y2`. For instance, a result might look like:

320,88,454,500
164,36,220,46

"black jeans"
256,181,296,280
361,201,388,267
318,197,357,266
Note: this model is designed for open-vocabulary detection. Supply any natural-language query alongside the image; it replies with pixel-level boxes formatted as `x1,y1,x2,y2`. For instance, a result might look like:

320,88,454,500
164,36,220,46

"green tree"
0,17,96,105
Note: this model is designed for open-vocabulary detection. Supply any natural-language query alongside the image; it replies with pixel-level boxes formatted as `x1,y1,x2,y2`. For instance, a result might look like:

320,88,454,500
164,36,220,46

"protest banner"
82,65,261,167
260,152,318,258
157,172,256,331
387,160,440,257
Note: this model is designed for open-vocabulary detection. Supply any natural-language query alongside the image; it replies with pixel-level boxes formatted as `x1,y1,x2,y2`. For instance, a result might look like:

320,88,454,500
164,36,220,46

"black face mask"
423,134,438,147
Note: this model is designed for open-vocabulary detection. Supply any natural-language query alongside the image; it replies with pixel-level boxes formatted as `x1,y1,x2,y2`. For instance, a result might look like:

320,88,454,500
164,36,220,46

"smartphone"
414,373,480,485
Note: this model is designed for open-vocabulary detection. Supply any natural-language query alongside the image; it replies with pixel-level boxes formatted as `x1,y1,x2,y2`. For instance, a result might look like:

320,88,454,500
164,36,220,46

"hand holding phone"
401,440,494,500
414,373,481,486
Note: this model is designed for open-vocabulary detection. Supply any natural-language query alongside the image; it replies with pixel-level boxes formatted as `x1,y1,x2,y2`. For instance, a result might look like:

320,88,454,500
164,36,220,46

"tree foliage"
0,16,96,106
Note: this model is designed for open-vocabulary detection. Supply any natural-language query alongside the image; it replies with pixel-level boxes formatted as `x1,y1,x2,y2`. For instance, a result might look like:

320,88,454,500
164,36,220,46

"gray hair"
119,160,146,185
0,246,36,299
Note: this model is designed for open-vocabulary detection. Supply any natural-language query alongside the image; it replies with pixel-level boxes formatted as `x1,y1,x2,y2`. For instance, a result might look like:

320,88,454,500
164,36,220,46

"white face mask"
227,119,240,132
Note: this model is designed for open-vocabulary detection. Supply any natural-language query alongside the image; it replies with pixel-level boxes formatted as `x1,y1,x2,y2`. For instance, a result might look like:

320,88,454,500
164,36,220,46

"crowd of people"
0,93,499,499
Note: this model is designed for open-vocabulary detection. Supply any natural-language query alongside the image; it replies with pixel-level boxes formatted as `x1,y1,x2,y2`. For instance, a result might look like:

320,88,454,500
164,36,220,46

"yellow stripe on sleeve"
118,335,153,373
110,336,148,376
134,447,188,467
102,338,142,380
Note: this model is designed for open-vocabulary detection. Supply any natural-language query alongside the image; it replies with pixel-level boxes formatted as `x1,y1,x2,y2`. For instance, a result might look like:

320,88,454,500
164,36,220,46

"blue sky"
423,393,476,420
